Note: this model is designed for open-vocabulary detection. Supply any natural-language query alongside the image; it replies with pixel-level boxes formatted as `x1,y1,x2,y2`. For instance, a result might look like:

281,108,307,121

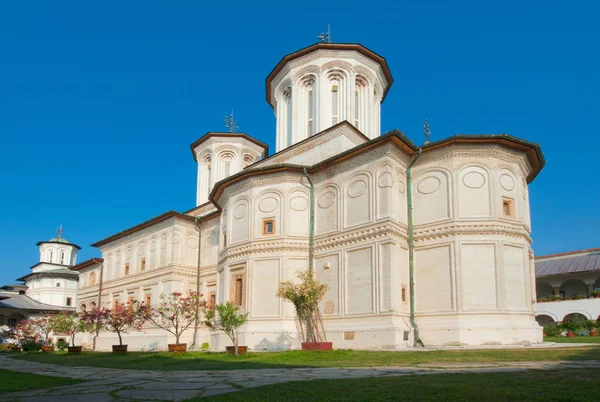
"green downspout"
303,168,315,273
191,217,202,349
407,148,424,347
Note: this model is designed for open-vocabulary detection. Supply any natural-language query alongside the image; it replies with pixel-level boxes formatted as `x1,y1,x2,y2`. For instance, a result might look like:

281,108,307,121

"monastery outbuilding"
74,42,546,350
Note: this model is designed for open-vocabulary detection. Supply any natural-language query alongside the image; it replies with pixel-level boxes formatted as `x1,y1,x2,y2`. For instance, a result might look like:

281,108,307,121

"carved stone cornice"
315,220,408,252
414,221,532,243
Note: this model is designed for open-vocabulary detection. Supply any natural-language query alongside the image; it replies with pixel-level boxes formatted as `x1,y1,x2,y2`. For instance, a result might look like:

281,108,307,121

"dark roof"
266,43,394,108
535,248,600,277
17,268,78,282
35,239,82,250
91,210,196,248
0,292,75,312
70,258,104,272
189,132,269,162
210,127,545,202
422,134,545,182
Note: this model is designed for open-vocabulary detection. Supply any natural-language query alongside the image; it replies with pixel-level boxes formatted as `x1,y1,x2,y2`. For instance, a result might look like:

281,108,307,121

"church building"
77,42,546,350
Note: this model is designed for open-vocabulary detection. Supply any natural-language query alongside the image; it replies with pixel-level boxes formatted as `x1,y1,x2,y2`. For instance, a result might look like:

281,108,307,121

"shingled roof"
535,248,600,277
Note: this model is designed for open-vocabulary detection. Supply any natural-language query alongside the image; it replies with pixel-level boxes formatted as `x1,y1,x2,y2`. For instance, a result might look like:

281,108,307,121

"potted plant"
584,320,599,336
32,316,55,352
560,321,579,337
83,301,150,353
276,269,330,350
13,319,43,352
49,311,91,353
204,301,249,356
146,291,206,353
543,324,561,338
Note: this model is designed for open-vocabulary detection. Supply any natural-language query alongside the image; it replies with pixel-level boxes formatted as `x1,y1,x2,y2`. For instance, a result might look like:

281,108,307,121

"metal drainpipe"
93,260,104,351
303,168,315,273
407,148,424,347
191,217,202,349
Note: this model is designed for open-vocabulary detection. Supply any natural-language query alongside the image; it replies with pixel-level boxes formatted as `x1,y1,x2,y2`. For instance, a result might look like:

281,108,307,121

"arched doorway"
535,314,556,327
536,283,553,298
559,279,587,297
562,312,589,323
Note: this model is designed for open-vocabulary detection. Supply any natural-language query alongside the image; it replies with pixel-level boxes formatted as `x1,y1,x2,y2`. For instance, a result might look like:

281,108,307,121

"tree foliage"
203,301,248,356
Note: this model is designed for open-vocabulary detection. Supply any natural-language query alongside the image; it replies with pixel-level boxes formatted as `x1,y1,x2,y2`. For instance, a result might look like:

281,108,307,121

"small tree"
83,302,151,346
13,319,42,348
30,316,54,346
203,301,249,356
276,269,328,343
147,292,206,345
49,311,90,347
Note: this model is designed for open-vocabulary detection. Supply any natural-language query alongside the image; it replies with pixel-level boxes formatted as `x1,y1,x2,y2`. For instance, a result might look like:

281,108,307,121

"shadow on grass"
5,346,600,372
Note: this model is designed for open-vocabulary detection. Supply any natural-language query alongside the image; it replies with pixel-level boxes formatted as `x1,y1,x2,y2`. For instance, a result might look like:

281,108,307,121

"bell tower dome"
266,43,393,152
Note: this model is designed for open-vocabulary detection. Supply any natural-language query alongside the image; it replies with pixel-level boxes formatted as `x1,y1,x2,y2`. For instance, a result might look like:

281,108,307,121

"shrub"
56,340,69,351
21,342,42,352
201,342,209,350
543,325,561,337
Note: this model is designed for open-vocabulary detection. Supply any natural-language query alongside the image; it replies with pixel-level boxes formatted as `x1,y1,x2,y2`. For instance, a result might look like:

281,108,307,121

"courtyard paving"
1,354,600,401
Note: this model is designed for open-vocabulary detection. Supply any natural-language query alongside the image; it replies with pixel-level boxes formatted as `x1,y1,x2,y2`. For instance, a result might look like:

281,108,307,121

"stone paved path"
1,355,600,401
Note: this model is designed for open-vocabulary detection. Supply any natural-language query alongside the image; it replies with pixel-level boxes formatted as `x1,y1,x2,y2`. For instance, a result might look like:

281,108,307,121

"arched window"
355,75,368,130
302,77,317,137
80,304,87,313
48,250,53,263
243,155,254,168
283,87,293,146
220,152,235,180
60,251,65,265
327,69,345,126
204,156,212,195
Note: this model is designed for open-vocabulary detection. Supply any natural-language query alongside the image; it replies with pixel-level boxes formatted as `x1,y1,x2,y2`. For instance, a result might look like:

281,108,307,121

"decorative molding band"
414,222,532,243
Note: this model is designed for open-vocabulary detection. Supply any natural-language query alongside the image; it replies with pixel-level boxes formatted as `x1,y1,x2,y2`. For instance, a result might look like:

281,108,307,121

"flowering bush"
82,301,151,346
203,302,248,356
13,318,43,346
147,292,206,345
276,269,327,343
48,311,91,347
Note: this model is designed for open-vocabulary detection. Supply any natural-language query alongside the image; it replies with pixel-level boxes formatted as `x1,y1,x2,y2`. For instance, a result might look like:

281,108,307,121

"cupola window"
308,88,315,136
49,250,53,263
60,251,65,265
225,161,231,176
284,87,293,146
332,85,339,125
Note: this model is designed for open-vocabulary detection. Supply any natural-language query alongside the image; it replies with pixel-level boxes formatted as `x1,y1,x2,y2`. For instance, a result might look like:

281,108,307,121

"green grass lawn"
0,369,81,394
9,346,600,371
545,336,600,343
199,368,600,401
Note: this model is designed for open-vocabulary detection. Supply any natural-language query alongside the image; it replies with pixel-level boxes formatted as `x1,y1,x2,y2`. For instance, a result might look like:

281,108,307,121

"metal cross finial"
318,25,332,43
57,224,64,239
224,110,238,133
423,118,431,145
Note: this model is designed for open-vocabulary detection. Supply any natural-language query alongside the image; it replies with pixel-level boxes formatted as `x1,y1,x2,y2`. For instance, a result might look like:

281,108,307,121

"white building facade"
77,42,546,351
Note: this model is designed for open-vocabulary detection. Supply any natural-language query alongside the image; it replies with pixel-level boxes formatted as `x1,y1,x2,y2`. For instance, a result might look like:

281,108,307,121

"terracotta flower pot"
168,343,187,353
10,346,21,352
567,332,575,337
226,346,248,356
590,331,598,337
112,345,128,353
301,342,333,351
41,346,54,353
68,346,82,354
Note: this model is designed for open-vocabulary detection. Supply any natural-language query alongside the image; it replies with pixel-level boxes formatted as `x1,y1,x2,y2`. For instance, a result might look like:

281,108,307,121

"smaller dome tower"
36,225,80,266
190,133,268,206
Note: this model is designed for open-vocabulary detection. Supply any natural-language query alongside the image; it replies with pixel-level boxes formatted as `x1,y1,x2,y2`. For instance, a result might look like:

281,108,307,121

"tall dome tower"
266,43,393,152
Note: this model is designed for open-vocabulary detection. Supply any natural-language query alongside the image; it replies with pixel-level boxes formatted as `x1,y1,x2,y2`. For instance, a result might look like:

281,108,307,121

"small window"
124,263,130,275
223,231,227,247
210,293,216,310
262,219,275,236
60,251,65,265
235,278,243,307
144,293,152,306
401,286,407,302
66,297,72,306
8,319,16,327
331,85,339,125
49,250,53,263
225,161,231,177
56,282,61,288
502,197,514,217
140,258,146,271
354,90,360,127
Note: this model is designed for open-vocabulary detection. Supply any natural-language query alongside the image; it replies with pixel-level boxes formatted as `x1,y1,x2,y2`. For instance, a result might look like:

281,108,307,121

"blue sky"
1,0,598,285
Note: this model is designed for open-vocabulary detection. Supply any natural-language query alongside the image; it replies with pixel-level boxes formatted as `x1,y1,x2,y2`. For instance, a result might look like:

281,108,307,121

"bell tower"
266,43,393,152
